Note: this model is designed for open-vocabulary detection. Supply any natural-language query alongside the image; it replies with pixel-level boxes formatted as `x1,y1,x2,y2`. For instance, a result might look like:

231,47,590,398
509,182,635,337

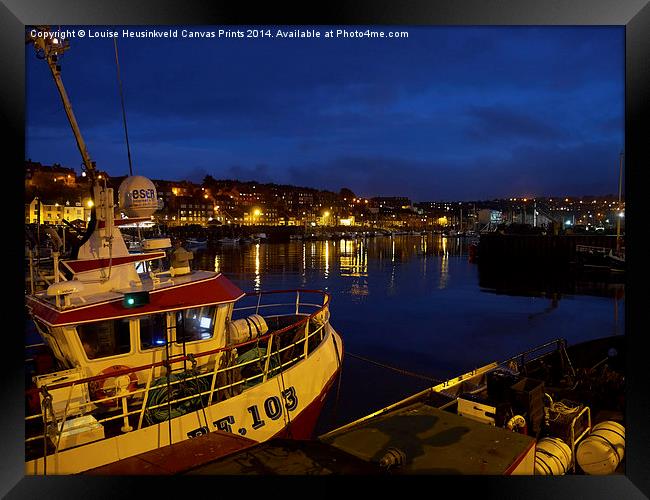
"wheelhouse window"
78,318,131,359
139,313,168,350
175,306,216,344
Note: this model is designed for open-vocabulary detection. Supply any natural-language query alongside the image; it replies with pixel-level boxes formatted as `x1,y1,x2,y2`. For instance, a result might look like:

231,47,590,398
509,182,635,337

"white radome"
118,176,158,218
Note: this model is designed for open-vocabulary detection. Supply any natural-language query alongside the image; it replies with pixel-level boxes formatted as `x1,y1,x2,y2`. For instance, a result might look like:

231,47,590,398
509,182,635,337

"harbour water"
191,234,625,434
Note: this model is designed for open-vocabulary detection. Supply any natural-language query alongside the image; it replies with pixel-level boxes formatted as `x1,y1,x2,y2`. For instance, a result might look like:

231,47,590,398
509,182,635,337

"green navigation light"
123,291,150,308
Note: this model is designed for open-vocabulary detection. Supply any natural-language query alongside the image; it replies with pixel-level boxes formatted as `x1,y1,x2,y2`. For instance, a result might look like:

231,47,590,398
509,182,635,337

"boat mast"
616,152,623,253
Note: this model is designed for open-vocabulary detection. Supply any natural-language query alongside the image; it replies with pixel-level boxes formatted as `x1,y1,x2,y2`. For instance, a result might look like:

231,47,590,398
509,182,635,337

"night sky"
25,26,624,201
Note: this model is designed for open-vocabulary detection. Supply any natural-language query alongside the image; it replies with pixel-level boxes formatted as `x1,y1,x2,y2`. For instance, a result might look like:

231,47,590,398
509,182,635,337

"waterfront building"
25,197,90,225
25,160,77,188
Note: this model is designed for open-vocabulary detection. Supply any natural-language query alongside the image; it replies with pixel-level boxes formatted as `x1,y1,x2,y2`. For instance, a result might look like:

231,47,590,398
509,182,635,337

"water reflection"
192,233,624,428
324,240,329,279
339,239,368,278
254,243,261,291
439,237,449,289
195,234,620,301
197,234,471,294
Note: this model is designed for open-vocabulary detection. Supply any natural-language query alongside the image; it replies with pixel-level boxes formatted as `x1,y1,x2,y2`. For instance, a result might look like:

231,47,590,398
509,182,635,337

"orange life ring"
89,365,138,408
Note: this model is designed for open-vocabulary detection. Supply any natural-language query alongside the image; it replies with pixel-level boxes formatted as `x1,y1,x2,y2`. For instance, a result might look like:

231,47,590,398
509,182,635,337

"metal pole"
616,152,623,253
31,34,95,178
28,249,35,295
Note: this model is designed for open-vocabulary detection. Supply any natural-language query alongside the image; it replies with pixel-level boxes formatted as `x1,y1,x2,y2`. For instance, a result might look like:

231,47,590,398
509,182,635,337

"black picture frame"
4,1,648,498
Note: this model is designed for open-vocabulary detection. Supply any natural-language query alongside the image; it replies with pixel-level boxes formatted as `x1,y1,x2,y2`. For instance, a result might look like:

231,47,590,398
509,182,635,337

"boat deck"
320,403,536,474
185,439,382,475
84,430,257,475
123,403,536,475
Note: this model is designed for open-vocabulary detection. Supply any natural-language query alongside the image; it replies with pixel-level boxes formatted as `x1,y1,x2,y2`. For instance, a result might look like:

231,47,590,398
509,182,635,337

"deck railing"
25,289,331,454
497,338,573,376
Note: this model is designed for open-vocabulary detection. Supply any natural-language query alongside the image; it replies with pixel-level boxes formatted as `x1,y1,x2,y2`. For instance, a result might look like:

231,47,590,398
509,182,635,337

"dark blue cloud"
26,26,624,200
465,105,563,142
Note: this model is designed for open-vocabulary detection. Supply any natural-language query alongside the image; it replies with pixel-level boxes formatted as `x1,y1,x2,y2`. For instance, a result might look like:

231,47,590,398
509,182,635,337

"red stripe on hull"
272,366,341,440
504,438,536,475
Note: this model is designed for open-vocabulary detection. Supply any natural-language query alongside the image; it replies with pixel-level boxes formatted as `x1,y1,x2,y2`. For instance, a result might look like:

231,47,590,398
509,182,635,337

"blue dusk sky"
25,26,624,201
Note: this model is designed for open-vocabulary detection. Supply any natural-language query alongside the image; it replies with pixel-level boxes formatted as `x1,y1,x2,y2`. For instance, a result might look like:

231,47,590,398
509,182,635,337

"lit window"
175,306,216,343
77,319,131,360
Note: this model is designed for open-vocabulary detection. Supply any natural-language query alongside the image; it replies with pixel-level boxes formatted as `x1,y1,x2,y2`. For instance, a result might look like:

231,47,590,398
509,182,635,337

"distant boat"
185,238,208,249
240,236,260,244
574,245,624,273
218,236,240,245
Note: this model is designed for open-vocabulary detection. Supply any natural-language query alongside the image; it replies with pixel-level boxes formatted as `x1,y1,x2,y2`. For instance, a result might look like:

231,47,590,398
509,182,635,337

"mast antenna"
113,37,134,176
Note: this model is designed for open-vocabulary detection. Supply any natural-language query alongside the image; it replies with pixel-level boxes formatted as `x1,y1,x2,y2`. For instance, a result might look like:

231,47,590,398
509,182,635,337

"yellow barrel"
577,421,625,475
534,437,572,475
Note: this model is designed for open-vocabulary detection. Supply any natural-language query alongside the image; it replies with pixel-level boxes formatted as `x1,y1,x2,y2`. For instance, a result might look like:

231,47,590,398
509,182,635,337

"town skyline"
25,158,624,204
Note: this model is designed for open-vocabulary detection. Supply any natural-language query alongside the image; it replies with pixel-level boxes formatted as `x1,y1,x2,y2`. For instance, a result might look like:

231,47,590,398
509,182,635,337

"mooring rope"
346,351,443,384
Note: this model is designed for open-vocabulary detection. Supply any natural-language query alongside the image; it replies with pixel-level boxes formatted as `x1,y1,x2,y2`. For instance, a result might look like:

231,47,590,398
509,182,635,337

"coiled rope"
145,370,210,425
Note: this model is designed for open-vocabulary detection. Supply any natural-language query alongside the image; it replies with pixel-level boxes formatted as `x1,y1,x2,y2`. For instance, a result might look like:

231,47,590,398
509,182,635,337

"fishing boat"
318,335,624,475
24,30,344,475
185,335,625,475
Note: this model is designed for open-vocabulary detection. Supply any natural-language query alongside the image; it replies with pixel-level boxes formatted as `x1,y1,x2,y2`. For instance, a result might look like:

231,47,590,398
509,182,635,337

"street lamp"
252,208,261,226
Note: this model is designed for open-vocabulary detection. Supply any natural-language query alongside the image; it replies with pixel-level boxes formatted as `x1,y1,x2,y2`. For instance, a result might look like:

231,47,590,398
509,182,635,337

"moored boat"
185,237,208,249
318,335,624,475
217,236,240,245
574,244,625,274
143,335,624,476
24,30,344,475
